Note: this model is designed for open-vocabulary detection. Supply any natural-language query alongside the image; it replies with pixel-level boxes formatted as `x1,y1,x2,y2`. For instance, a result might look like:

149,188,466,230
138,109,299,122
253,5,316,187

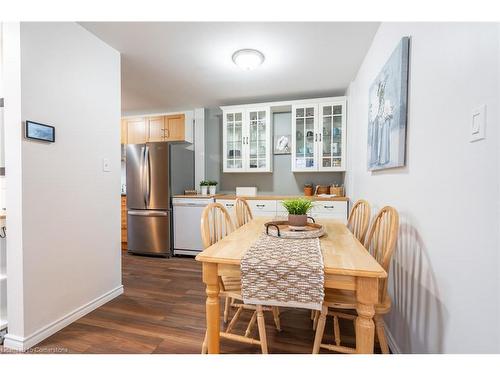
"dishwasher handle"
173,202,210,207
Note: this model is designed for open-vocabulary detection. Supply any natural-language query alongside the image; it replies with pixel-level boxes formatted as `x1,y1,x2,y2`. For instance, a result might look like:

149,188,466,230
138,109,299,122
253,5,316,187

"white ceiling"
81,22,379,114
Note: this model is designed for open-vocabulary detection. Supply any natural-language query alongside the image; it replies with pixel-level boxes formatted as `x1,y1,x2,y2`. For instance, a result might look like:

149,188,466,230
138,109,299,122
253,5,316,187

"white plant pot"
209,186,217,195
200,186,208,195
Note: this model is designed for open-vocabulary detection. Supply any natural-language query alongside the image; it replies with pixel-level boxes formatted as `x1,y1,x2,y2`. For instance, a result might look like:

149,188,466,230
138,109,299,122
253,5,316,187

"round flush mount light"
232,49,265,70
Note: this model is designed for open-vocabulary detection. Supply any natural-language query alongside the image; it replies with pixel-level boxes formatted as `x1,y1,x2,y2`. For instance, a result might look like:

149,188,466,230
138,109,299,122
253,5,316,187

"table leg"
203,262,220,354
355,277,378,354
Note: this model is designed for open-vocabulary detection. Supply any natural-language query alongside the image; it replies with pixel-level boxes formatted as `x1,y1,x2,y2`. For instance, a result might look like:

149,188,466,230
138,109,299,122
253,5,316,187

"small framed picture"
25,121,55,143
274,134,291,155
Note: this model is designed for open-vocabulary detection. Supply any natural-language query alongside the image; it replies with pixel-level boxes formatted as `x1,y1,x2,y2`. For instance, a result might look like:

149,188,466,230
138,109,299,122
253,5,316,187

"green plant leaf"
281,198,313,215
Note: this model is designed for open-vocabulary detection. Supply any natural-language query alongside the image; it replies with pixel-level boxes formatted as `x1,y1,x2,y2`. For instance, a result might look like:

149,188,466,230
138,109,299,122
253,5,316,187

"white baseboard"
385,324,402,354
3,285,123,351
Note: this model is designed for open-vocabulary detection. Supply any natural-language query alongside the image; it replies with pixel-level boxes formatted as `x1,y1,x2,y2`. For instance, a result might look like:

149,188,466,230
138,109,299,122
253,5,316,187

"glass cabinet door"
319,102,345,171
245,108,270,172
292,105,317,171
223,111,244,171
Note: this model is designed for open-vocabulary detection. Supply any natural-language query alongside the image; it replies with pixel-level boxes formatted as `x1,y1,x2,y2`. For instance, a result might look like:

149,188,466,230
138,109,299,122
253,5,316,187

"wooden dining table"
195,216,387,354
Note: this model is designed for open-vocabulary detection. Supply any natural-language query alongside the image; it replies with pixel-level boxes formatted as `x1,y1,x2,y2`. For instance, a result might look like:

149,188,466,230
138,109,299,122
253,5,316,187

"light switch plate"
102,158,111,172
470,105,486,142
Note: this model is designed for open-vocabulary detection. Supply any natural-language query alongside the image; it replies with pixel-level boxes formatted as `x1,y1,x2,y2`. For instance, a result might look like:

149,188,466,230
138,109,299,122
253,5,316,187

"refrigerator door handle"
145,145,152,207
139,146,146,207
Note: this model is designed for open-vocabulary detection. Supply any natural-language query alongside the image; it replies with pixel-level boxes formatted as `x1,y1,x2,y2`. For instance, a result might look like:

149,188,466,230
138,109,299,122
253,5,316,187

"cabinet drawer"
248,200,276,215
311,201,347,214
217,199,236,210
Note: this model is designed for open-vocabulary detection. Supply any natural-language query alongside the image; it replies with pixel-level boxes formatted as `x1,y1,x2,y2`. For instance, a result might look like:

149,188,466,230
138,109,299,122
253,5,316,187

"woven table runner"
240,234,324,311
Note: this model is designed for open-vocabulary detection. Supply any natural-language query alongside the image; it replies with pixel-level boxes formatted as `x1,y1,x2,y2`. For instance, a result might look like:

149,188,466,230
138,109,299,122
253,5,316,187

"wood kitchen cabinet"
121,196,127,250
124,117,148,144
121,114,188,144
148,116,166,142
164,114,185,141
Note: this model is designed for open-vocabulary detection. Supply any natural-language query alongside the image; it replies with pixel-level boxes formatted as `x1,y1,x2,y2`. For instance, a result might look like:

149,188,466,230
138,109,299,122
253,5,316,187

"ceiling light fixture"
232,49,265,71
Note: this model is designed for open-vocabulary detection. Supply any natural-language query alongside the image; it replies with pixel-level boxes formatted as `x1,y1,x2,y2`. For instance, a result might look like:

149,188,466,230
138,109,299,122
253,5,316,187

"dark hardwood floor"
33,251,377,354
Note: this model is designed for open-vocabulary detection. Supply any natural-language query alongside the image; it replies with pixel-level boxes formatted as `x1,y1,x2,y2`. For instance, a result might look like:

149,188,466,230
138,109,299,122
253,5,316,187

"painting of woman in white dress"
368,37,409,171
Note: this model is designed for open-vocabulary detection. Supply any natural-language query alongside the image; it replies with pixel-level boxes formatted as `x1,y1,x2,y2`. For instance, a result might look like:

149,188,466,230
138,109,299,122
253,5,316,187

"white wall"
3,22,122,350
347,23,500,353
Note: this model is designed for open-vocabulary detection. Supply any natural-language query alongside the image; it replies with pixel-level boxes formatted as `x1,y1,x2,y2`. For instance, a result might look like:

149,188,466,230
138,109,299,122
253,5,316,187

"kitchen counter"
172,194,348,201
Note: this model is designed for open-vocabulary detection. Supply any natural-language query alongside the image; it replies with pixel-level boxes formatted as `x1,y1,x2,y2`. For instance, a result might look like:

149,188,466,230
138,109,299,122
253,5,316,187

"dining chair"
235,197,254,228
312,206,399,354
200,202,277,354
347,199,371,244
311,199,371,330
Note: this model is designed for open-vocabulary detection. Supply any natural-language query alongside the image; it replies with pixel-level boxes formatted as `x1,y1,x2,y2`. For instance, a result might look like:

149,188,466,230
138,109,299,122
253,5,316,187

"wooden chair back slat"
201,202,234,249
347,199,371,244
364,206,399,302
235,198,254,228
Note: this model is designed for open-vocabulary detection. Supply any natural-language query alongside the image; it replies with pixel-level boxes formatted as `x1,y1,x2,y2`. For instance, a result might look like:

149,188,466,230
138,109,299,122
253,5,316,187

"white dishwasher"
172,197,214,256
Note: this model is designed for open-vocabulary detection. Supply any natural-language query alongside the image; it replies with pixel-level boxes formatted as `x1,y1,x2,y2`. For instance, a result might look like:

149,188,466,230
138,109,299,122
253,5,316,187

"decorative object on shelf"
274,134,291,155
264,220,325,239
368,36,410,171
208,180,218,195
315,185,330,195
200,180,209,195
281,198,314,230
304,183,313,196
25,120,55,143
184,189,198,195
330,184,344,197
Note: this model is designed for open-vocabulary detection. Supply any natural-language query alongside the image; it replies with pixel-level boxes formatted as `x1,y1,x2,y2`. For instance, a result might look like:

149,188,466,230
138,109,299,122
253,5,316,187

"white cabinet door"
216,199,237,223
318,100,346,171
245,108,272,172
223,107,272,173
223,110,245,172
292,104,319,171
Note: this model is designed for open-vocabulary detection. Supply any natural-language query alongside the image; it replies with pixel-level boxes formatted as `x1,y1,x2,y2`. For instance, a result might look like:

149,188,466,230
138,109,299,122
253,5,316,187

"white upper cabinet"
222,96,345,173
291,98,346,172
223,107,271,173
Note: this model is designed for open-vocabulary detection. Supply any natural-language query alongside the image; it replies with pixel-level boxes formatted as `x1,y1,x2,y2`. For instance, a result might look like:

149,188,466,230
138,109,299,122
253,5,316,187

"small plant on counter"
200,180,210,195
282,198,313,229
208,181,218,195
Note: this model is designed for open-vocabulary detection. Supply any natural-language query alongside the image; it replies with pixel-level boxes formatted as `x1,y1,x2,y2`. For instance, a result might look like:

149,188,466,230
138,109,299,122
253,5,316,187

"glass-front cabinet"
222,107,271,173
292,105,318,171
291,99,346,172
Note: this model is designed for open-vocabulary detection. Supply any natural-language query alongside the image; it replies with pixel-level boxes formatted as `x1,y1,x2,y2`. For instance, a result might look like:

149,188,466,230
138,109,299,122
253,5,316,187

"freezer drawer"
127,210,170,256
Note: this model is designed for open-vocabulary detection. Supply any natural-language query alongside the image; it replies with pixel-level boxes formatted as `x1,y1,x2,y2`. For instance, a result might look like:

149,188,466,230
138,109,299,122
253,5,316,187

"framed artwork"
25,120,56,143
367,37,410,171
274,134,291,155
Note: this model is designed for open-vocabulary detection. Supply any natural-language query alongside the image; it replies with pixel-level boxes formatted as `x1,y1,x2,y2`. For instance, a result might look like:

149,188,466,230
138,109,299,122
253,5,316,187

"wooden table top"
195,217,386,279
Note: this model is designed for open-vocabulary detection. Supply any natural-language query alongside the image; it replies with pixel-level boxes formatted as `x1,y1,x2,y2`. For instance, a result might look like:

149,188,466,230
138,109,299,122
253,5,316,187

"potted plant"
208,180,218,195
281,198,313,229
304,183,313,196
200,180,209,195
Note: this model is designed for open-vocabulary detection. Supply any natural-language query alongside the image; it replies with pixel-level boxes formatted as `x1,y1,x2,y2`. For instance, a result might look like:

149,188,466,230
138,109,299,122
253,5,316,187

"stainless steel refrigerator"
126,142,193,256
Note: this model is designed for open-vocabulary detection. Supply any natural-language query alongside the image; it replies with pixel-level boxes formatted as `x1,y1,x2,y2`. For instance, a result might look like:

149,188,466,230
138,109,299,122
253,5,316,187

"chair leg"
312,305,328,354
225,306,243,333
374,315,389,354
201,331,207,354
256,305,268,354
333,315,341,346
223,296,230,323
272,306,281,332
312,310,320,331
245,311,257,337
310,310,315,320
